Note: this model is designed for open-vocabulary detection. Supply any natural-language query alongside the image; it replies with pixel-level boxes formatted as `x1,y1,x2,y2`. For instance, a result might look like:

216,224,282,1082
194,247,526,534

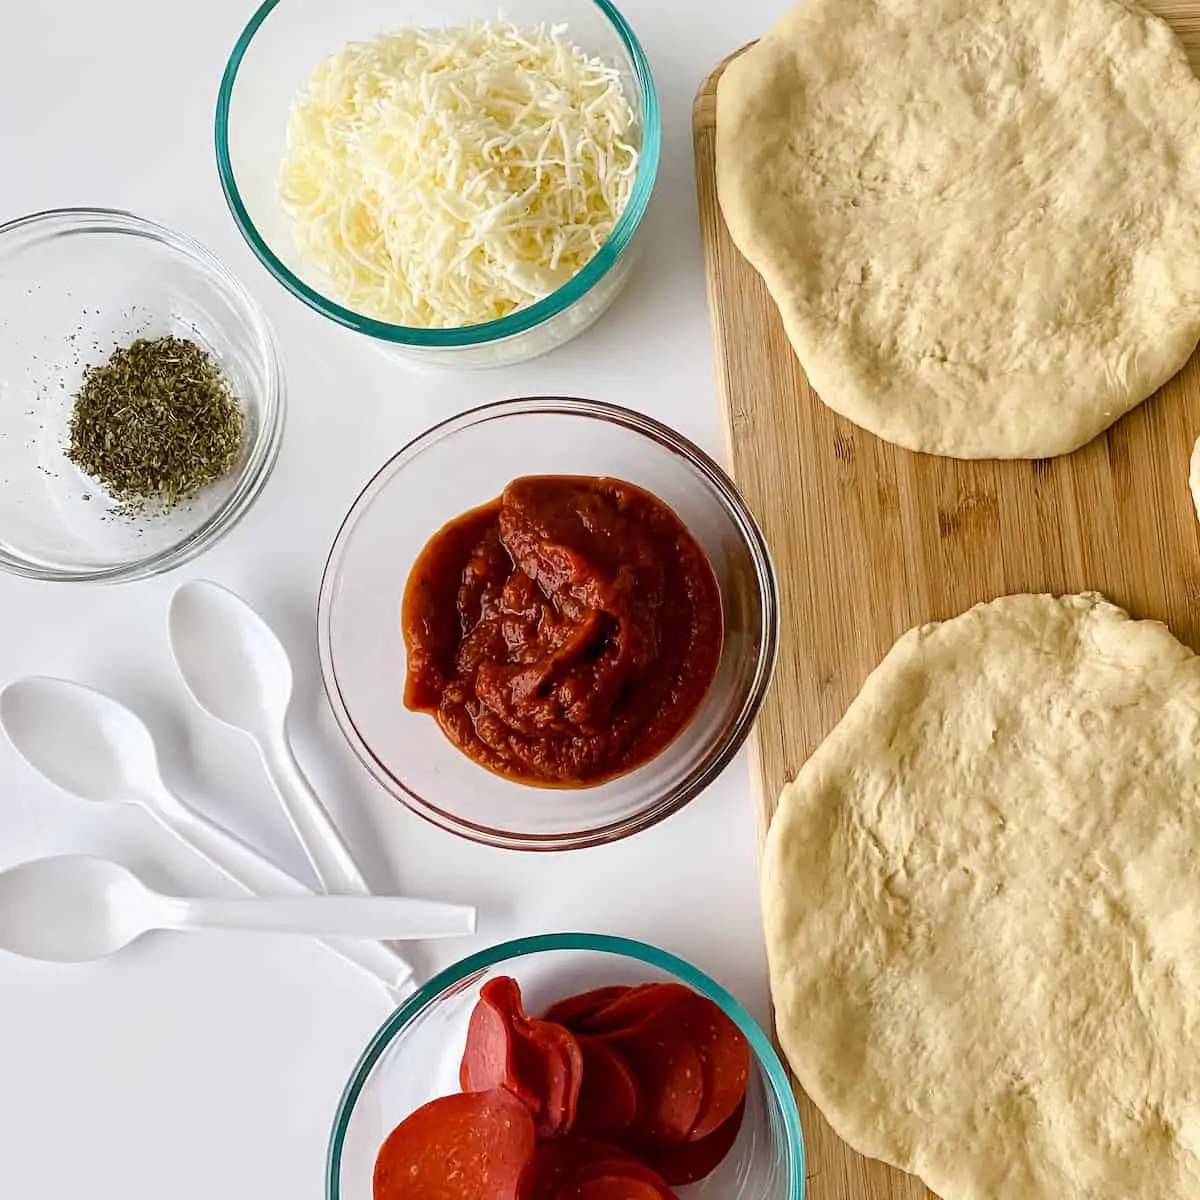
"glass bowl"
327,933,805,1199
318,397,778,851
0,208,285,584
215,0,661,369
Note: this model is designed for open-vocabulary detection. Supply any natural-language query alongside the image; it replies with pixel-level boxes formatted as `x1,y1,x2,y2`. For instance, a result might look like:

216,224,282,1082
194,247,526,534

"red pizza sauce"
402,475,723,787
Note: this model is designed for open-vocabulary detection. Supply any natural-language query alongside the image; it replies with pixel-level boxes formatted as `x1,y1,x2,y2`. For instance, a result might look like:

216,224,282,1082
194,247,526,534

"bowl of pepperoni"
328,933,804,1200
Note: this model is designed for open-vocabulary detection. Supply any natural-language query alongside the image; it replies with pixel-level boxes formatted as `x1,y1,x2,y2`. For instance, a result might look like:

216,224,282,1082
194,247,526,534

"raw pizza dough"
763,593,1200,1199
716,0,1200,459
1191,436,1200,523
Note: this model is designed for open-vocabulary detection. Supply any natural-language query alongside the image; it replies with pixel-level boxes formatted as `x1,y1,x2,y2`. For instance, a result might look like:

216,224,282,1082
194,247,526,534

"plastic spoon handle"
167,893,477,941
147,795,419,993
259,735,374,897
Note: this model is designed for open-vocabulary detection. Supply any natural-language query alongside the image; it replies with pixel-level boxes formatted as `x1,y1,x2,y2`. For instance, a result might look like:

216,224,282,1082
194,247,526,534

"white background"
0,1,788,1196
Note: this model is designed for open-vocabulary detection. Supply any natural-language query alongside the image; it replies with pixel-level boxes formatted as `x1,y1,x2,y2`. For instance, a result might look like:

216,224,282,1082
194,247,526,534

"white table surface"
0,2,789,1195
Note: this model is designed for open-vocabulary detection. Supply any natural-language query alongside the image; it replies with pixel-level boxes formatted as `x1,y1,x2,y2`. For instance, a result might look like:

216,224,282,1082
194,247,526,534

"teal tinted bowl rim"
326,932,805,1199
214,0,662,348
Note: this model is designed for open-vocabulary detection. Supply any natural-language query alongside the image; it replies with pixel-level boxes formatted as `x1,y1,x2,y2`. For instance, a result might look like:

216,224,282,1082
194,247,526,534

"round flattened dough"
716,0,1200,459
763,593,1200,1199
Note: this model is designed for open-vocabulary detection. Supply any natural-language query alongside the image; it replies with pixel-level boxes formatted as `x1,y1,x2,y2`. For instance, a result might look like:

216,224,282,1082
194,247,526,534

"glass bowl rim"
214,0,663,348
0,205,286,585
325,931,806,1200
316,395,780,851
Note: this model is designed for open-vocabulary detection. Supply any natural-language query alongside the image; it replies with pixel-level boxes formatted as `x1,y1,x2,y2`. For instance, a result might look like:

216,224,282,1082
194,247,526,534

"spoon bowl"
0,856,153,963
0,677,165,806
168,579,294,738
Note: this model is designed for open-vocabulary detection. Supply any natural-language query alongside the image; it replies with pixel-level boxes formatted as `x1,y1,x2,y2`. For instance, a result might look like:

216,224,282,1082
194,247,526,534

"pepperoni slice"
572,1036,640,1136
574,984,690,1037
603,1017,704,1142
668,992,751,1140
460,978,543,1113
542,987,630,1028
526,1016,584,1138
462,976,584,1137
639,1099,746,1185
520,1139,673,1200
373,1088,535,1200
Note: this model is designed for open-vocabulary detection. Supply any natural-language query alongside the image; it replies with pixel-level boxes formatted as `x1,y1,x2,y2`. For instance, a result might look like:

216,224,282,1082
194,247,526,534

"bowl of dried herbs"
0,208,285,582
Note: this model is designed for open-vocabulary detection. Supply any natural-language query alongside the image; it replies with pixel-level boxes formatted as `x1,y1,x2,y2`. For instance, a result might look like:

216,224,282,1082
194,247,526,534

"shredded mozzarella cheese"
278,19,640,329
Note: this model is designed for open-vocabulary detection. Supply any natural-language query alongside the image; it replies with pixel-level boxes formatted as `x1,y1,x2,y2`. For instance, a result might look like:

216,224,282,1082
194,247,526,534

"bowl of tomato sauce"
317,397,778,851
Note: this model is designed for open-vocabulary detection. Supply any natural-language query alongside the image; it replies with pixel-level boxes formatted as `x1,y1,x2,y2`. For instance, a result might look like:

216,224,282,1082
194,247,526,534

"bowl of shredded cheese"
215,0,660,368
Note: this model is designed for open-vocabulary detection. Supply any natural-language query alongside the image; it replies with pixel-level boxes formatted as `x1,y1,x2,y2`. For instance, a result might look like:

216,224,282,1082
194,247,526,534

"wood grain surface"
694,6,1200,1198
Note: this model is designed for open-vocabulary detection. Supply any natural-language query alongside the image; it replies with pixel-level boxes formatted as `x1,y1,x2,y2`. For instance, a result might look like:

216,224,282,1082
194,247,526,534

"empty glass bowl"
327,933,805,1199
0,208,285,583
215,0,660,368
317,397,779,851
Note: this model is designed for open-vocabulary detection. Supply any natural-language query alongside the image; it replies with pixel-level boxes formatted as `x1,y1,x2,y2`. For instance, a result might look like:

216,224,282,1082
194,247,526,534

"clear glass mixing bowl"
215,0,661,368
317,397,779,851
327,934,805,1200
0,208,285,583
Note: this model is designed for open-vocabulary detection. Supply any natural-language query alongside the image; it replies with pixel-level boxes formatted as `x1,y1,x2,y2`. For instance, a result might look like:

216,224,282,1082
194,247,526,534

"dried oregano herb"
66,335,245,513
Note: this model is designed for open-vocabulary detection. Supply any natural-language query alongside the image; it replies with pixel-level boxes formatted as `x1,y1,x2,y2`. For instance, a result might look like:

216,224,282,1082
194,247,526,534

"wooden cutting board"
694,6,1200,1198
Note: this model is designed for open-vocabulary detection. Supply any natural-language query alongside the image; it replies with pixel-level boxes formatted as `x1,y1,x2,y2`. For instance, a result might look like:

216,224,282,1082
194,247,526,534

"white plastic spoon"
0,679,469,993
168,581,376,900
0,855,475,965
